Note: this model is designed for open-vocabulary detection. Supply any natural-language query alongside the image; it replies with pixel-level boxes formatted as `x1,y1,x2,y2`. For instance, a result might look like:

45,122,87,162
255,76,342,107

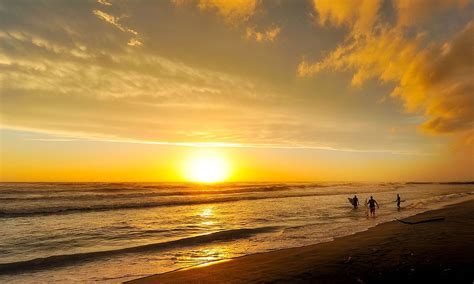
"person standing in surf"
367,196,379,217
396,194,401,209
352,195,359,209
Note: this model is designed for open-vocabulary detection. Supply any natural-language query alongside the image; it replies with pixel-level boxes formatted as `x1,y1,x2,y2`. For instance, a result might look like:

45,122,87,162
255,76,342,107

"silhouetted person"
352,195,359,209
367,196,379,217
396,194,401,209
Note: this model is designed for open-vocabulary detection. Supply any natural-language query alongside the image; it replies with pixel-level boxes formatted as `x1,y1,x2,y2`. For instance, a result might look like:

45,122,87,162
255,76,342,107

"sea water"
0,182,472,283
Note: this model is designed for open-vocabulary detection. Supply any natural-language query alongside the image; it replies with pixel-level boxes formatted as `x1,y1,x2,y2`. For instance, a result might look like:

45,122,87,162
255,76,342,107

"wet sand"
127,200,474,283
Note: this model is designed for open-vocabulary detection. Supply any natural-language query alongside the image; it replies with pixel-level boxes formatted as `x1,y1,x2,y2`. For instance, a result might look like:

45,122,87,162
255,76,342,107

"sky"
0,0,473,182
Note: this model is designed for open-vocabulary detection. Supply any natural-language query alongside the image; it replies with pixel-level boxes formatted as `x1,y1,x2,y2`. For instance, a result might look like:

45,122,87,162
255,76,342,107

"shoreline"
127,200,474,283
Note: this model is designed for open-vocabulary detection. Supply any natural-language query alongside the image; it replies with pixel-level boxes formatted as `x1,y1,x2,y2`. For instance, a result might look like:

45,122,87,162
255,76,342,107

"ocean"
0,182,472,283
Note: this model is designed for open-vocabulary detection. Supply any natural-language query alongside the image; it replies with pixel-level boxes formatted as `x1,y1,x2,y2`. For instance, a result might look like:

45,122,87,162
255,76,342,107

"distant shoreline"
128,200,474,283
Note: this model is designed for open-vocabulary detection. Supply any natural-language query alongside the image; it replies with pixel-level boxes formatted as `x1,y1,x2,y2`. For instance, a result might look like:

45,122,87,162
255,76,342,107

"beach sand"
127,200,474,283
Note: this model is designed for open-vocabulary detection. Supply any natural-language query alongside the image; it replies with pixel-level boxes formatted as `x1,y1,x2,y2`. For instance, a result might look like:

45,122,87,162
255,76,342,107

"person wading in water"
367,196,379,217
352,195,359,209
396,194,401,210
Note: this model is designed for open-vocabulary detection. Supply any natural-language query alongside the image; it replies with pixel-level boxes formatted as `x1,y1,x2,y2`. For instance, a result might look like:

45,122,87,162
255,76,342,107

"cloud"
0,4,292,149
418,22,474,135
0,35,262,101
92,9,142,46
97,0,112,6
300,0,473,145
127,38,143,46
172,0,260,25
311,0,382,38
27,134,424,155
1,1,299,150
93,10,137,35
299,27,423,89
394,0,469,27
0,0,462,156
245,25,281,42
172,0,268,46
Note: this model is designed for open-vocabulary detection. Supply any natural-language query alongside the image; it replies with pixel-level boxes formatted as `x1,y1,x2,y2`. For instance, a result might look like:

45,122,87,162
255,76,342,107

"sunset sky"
0,0,473,182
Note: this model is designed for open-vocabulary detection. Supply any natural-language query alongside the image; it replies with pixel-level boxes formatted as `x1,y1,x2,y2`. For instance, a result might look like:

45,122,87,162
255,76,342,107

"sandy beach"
128,200,474,283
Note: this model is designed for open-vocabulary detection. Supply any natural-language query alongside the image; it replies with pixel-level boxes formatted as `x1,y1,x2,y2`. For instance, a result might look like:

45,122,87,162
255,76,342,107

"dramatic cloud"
245,25,281,42
418,22,474,135
311,0,382,38
301,0,473,145
0,0,470,157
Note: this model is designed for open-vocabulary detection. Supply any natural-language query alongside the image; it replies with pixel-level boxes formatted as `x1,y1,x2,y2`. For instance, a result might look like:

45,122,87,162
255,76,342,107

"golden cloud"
418,22,474,135
311,0,382,38
245,25,281,42
301,0,473,142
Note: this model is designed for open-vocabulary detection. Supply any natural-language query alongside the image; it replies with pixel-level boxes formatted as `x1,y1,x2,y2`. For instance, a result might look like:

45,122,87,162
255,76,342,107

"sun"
183,151,230,183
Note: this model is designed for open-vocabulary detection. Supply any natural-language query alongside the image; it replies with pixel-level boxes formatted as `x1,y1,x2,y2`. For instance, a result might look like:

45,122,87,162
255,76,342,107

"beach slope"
128,200,474,283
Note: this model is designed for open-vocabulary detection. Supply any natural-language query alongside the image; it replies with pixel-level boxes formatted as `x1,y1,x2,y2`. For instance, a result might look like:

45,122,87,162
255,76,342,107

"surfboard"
348,198,355,206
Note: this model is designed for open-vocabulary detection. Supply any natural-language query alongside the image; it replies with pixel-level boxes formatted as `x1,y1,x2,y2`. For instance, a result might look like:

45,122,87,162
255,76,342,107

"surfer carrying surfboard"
348,195,359,209
367,196,379,217
352,195,359,209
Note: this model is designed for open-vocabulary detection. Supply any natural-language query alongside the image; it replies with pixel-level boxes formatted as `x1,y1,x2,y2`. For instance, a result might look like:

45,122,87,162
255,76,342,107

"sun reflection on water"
197,207,216,226
179,246,231,267
199,207,214,218
174,206,233,267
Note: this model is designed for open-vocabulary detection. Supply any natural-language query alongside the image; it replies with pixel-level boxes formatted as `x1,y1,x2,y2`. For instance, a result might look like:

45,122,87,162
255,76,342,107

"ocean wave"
0,182,361,196
0,193,319,217
0,182,406,206
0,184,299,201
0,184,189,195
0,226,279,274
0,183,422,218
0,187,405,218
403,192,473,209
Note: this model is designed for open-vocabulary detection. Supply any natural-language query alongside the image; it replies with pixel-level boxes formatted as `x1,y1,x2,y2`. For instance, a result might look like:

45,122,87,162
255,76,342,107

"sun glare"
183,152,230,183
